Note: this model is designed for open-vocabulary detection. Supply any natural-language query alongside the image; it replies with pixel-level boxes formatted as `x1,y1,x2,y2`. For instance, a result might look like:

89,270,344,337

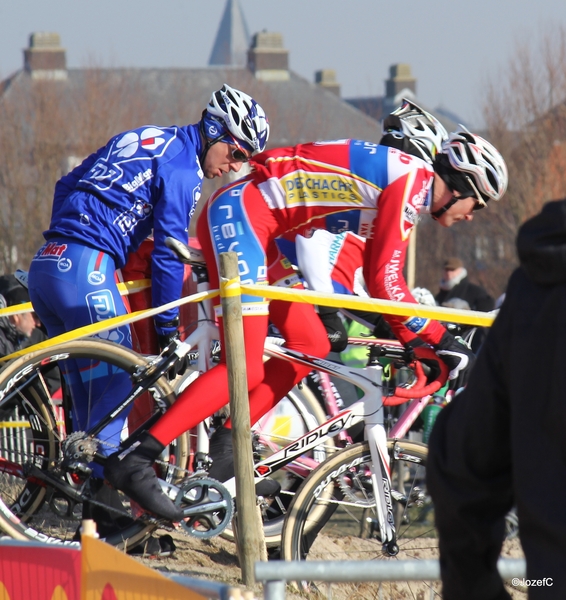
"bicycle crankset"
173,476,234,539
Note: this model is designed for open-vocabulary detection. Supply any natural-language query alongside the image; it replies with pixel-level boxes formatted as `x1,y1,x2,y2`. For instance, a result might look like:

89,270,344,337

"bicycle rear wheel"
254,382,335,546
217,382,335,548
0,339,187,550
280,440,439,598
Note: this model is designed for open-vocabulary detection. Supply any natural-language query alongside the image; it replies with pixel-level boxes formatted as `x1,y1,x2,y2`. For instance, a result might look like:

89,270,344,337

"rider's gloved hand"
434,330,475,384
155,318,191,380
404,337,443,385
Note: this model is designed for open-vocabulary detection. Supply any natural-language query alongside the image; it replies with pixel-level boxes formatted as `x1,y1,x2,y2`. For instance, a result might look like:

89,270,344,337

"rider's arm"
364,170,446,347
151,149,202,336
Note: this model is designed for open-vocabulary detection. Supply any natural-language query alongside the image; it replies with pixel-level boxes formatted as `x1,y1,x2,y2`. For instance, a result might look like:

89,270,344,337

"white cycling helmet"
442,126,508,204
206,84,269,153
382,98,448,163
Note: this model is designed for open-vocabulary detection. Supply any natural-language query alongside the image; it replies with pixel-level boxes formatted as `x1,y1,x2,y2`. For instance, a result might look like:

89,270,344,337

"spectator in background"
0,282,41,356
0,294,23,357
4,286,42,344
435,257,495,312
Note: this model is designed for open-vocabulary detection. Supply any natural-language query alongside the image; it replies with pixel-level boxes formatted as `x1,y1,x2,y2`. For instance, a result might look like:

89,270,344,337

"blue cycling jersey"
44,124,204,328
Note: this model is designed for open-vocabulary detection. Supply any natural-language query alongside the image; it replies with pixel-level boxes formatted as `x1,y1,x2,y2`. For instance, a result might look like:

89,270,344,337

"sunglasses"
472,197,486,211
228,134,252,162
230,145,250,162
431,192,486,220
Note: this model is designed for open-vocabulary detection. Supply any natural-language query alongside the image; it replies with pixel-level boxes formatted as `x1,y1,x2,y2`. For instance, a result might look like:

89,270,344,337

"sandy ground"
131,527,526,600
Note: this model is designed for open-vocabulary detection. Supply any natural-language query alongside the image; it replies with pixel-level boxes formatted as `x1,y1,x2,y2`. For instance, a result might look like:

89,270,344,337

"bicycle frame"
219,341,424,553
309,336,435,443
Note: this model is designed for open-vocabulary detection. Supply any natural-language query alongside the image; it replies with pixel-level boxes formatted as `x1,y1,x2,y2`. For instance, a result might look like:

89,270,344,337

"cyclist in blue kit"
27,84,269,524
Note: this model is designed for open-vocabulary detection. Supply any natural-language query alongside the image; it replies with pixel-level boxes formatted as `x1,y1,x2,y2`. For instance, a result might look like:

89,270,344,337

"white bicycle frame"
172,271,219,461
170,299,433,548
161,239,433,548
214,342,401,547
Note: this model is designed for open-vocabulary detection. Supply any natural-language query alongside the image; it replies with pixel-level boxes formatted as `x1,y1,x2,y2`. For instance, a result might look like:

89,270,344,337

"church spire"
208,0,251,67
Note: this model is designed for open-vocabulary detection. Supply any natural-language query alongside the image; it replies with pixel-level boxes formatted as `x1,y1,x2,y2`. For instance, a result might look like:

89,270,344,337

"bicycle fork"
363,361,399,556
365,423,399,556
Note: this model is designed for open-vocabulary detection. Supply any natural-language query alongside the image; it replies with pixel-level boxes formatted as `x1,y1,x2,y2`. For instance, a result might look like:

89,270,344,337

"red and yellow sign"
81,536,204,600
0,544,81,600
0,537,206,600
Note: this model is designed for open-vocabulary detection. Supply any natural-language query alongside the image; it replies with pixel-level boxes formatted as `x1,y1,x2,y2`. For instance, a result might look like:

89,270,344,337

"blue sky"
1,0,565,128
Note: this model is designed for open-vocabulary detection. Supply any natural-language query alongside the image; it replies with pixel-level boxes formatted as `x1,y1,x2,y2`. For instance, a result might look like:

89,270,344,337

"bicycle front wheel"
0,339,187,550
280,440,439,598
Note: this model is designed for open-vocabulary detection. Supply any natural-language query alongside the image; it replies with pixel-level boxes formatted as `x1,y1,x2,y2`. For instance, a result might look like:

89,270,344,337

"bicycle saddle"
165,237,206,267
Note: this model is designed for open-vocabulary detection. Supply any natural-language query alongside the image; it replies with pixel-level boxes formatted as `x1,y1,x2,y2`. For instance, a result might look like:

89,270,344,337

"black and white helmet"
442,126,508,204
382,98,448,164
206,84,269,153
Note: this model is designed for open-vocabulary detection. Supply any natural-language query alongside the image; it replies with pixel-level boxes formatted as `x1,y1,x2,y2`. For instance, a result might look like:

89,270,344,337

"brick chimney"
383,63,417,116
248,31,289,81
315,69,340,96
24,32,67,80
385,63,416,98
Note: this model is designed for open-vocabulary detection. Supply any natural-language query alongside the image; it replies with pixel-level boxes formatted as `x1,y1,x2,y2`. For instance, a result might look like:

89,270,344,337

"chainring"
175,476,234,539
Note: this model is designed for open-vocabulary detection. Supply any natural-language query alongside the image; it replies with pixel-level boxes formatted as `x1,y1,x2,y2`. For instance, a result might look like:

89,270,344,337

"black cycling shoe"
128,534,176,558
104,432,184,522
73,477,137,541
209,427,281,497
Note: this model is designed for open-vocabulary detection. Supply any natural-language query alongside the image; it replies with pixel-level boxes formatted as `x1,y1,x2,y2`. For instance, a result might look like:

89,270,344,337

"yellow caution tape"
0,289,218,362
220,276,241,298
0,279,151,318
239,283,496,328
0,275,494,363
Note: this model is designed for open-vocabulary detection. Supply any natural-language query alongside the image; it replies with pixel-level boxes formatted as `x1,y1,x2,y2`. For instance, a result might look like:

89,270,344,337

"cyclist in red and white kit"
268,98,454,353
105,120,508,520
273,99,450,349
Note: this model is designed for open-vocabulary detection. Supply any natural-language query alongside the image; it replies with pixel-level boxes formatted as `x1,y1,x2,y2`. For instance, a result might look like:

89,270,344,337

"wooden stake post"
219,252,266,586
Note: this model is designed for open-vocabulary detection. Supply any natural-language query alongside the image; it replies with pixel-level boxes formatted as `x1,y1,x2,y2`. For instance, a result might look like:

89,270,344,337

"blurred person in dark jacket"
0,294,22,357
435,257,494,312
427,198,566,600
4,286,42,343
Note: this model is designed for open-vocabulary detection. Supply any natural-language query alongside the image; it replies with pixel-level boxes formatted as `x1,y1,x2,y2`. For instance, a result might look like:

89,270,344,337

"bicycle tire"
0,339,188,550
280,440,440,597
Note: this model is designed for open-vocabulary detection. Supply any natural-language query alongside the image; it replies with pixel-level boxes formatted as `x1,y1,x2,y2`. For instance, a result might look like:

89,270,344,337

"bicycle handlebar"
383,346,449,406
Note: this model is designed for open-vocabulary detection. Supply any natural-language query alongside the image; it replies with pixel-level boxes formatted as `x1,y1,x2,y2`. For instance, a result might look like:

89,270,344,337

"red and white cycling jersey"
250,139,443,344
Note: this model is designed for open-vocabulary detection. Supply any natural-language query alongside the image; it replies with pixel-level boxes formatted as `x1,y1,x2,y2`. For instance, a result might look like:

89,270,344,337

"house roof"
1,65,384,149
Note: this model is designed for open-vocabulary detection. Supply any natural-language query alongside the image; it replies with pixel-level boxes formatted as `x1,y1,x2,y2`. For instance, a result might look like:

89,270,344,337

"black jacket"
435,276,494,312
427,198,566,600
0,302,21,357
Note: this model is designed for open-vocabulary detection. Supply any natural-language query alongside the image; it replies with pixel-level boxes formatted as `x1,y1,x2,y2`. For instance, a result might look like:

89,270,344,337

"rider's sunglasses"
230,145,250,162
228,136,251,162
472,198,486,211
431,191,483,220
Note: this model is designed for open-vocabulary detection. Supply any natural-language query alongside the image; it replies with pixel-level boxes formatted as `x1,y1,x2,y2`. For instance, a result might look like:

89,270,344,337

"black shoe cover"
209,427,282,497
76,478,137,540
104,432,183,522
